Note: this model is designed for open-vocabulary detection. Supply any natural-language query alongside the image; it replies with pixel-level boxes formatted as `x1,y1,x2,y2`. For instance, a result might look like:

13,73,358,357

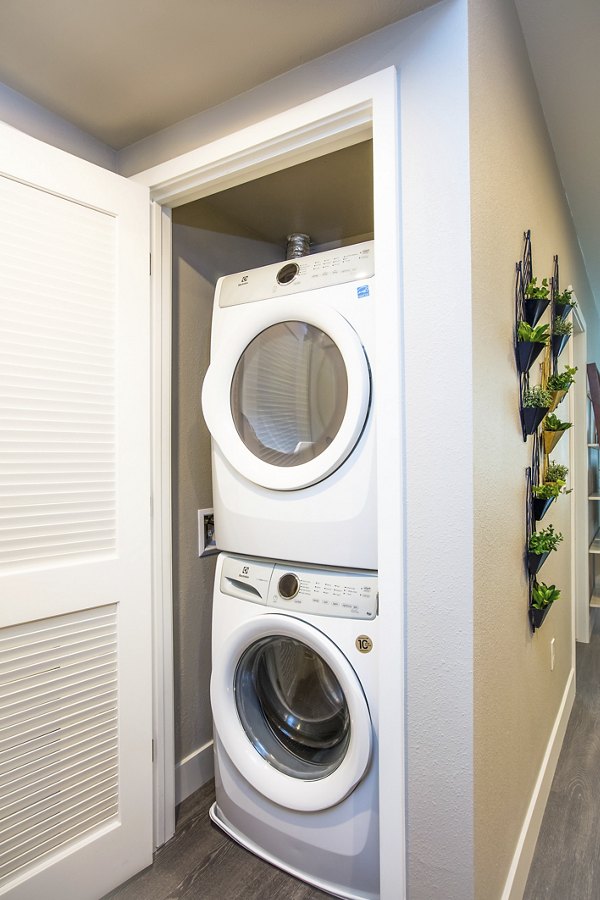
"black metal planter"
524,298,550,327
554,301,573,322
521,406,549,437
529,603,553,631
527,550,550,576
516,340,546,374
533,496,554,521
552,333,570,360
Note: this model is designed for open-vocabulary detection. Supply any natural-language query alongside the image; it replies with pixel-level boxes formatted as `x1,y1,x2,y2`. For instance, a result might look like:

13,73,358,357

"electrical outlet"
550,637,555,671
198,508,218,557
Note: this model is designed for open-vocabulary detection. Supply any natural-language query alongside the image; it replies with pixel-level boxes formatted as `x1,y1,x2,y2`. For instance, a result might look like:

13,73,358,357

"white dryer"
201,241,376,570
210,552,379,900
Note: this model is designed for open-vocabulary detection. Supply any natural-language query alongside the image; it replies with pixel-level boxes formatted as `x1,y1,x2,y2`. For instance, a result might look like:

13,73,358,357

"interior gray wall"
0,80,117,171
171,216,282,766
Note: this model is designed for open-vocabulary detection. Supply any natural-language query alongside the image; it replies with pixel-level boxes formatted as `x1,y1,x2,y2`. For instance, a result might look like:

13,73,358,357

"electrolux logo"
357,285,370,299
238,275,249,286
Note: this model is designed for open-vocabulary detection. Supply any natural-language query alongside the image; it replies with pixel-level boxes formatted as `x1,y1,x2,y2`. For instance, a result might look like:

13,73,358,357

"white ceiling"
0,0,596,304
514,0,600,310
0,0,435,149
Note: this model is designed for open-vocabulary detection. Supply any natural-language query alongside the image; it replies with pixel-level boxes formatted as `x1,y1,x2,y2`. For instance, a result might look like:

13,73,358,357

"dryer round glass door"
231,322,348,469
211,613,373,812
201,300,371,491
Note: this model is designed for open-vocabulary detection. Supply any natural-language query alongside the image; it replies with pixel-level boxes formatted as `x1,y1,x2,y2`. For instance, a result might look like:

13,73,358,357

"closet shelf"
589,528,600,554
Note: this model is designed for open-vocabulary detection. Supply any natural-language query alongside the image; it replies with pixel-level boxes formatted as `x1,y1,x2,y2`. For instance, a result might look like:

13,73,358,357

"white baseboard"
175,739,214,806
501,667,575,900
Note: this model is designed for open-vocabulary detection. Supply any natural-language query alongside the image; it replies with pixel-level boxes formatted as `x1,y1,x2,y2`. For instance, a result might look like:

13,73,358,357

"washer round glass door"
235,634,350,780
210,613,372,812
201,300,371,491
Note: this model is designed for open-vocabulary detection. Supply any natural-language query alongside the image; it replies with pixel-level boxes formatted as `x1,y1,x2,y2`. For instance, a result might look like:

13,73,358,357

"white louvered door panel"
0,122,152,900
0,175,117,569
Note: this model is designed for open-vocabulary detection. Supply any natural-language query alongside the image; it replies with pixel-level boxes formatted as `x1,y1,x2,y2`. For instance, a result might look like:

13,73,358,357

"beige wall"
469,1,600,897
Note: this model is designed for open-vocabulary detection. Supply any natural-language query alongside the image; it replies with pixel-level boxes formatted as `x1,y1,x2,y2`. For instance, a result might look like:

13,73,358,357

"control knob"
278,572,300,600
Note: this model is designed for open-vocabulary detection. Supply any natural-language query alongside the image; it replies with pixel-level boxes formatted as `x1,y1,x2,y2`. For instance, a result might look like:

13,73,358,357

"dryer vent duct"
286,233,311,259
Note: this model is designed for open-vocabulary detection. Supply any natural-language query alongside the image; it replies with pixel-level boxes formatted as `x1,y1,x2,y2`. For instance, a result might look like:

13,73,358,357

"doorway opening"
139,68,406,898
170,138,375,813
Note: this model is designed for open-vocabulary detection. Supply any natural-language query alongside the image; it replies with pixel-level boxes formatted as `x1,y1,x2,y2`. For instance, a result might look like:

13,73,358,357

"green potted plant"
542,412,572,453
521,385,552,435
554,284,576,321
546,365,577,411
546,461,569,483
531,478,568,520
552,318,573,359
524,277,550,326
530,581,561,629
516,321,550,373
527,524,563,575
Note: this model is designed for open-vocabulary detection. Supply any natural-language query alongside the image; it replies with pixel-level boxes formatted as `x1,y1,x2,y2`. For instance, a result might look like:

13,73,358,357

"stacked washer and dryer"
201,240,379,900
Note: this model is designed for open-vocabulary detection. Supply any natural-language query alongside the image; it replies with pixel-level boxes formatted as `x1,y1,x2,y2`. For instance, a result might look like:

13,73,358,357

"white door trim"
150,201,176,847
570,304,590,645
133,101,372,208
136,67,407,897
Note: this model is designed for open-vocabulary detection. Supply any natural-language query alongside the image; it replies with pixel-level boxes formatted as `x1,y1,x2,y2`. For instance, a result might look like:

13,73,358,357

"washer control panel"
218,241,374,308
268,563,377,620
220,555,378,620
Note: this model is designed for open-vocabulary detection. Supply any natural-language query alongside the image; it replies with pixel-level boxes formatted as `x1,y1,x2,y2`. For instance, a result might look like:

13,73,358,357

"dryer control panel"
217,241,374,308
220,554,378,620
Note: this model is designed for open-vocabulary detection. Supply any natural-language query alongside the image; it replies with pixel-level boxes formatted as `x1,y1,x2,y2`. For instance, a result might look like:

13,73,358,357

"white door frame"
134,68,407,896
570,305,590,644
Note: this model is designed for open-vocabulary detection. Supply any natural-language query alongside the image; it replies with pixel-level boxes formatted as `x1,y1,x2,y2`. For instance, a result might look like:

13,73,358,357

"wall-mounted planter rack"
516,232,570,632
526,456,558,631
515,230,549,441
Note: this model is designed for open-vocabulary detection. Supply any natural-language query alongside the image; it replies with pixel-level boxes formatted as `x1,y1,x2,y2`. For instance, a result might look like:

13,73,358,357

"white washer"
201,241,376,570
210,553,379,900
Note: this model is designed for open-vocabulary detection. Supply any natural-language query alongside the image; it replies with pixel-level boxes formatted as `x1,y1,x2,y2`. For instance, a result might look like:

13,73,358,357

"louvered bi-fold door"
0,122,152,899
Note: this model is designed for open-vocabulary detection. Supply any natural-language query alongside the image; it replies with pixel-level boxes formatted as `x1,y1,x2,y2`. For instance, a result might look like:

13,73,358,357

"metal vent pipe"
286,233,311,259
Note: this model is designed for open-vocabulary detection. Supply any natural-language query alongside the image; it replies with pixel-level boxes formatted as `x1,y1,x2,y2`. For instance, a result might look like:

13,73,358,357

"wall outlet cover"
198,508,218,557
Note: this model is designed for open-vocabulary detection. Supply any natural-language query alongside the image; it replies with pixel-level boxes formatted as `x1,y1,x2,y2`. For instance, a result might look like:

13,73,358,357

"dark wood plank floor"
105,610,600,899
524,609,600,899
103,780,329,900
